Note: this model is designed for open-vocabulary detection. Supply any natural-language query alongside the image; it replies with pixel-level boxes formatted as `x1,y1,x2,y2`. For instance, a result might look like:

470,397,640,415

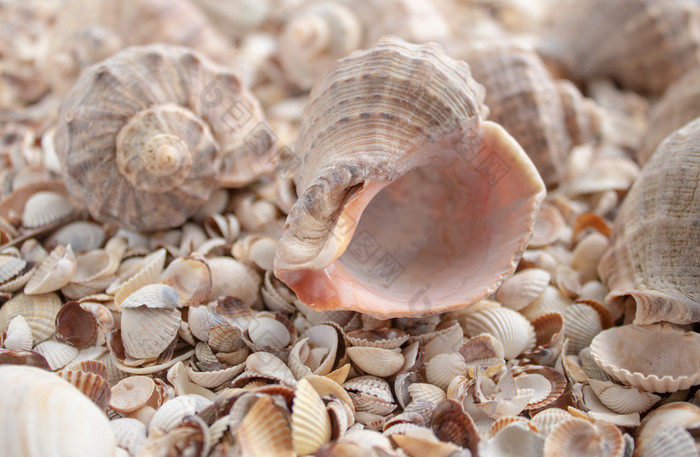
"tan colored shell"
292,378,332,455
24,244,76,295
54,44,273,232
461,306,536,360
0,292,62,345
634,402,700,457
590,324,700,393
463,40,599,186
598,117,700,325
638,68,700,165
274,36,545,318
538,0,700,94
43,0,231,96
21,191,76,229
279,0,450,89
543,417,625,457
0,365,116,457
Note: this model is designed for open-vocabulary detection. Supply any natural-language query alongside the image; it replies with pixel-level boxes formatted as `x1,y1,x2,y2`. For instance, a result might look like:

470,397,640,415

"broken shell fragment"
24,244,76,295
274,36,545,318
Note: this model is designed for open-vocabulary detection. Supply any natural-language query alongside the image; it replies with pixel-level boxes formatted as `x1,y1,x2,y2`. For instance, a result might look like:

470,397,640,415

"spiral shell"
54,44,272,232
598,117,700,325
274,36,545,317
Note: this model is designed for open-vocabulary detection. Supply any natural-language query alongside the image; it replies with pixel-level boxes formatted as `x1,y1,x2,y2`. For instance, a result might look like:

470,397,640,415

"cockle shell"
274,36,545,318
0,292,62,345
292,378,332,455
598,117,700,325
539,0,700,94
237,395,295,457
463,40,599,186
21,191,76,229
543,417,625,457
3,315,33,351
24,244,76,295
590,324,700,393
633,402,700,457
54,44,274,232
460,306,536,360
496,268,551,311
0,365,116,457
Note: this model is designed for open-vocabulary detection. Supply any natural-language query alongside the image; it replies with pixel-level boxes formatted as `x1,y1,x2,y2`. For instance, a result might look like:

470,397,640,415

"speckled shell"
463,40,599,186
539,0,700,94
274,36,545,318
44,0,231,96
598,117,700,325
54,44,272,232
638,67,700,165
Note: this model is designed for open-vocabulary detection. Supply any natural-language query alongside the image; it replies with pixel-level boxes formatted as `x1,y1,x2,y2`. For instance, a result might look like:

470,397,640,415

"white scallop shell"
425,352,468,391
33,340,79,370
3,315,33,351
21,191,75,229
121,306,182,360
148,394,212,434
0,292,62,345
496,268,551,311
587,379,660,414
461,307,536,359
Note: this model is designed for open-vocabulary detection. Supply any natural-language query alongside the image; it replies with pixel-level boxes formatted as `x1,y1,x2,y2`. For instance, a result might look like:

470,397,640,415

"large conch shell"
599,117,700,325
273,37,546,318
54,44,274,232
538,0,700,94
461,40,600,186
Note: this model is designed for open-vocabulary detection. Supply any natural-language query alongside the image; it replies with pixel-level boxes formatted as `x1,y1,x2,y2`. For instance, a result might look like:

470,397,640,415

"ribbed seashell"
538,0,700,95
564,301,612,355
0,292,62,345
245,352,297,386
496,268,551,311
46,221,106,254
237,395,295,457
461,306,536,360
522,312,566,366
463,40,598,186
111,249,166,305
345,328,409,349
185,362,245,389
148,394,212,434
0,365,116,456
530,408,574,437
208,323,244,353
62,359,109,381
343,375,397,416
578,347,615,383
0,254,27,284
203,212,240,244
521,286,572,321
513,366,567,411
0,259,35,293
590,324,700,393
473,367,534,419
305,374,355,417
292,378,332,455
111,418,147,456
429,399,480,454
391,426,462,457
639,67,700,165
24,244,76,295
274,36,545,318
634,402,700,457
261,270,297,314
44,0,230,96
587,379,660,415
57,368,111,410
33,340,79,371
599,117,700,325
54,301,98,349
54,44,272,232
21,191,76,229
279,0,449,90
206,257,262,308
347,346,404,378
160,256,211,306
186,307,228,343
543,417,625,457
424,352,467,392
120,285,181,359
479,420,544,457
3,315,33,351
527,204,566,249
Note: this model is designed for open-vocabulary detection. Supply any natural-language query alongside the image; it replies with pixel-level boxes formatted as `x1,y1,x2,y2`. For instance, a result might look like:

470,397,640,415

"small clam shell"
292,378,332,455
187,306,228,342
514,367,567,411
530,408,574,437
46,221,105,253
24,244,76,295
543,418,624,457
425,352,467,391
261,270,297,314
587,379,660,414
571,231,609,284
461,306,536,359
0,292,60,345
238,395,294,457
111,418,147,457
298,324,340,376
245,352,296,385
33,340,79,370
208,323,243,353
429,399,480,454
120,284,179,309
346,328,409,349
3,315,33,350
247,316,292,349
207,256,262,307
121,306,181,360
343,375,397,416
57,369,111,410
564,301,612,355
528,203,566,248
0,365,116,456
521,286,572,321
496,268,551,311
148,394,212,434
21,191,75,228
392,427,462,457
634,402,700,457
590,324,700,392
347,346,403,378
55,301,98,349
112,249,166,305
522,312,566,366
479,421,544,457
109,376,157,414
185,362,244,389
0,254,27,283
161,256,212,306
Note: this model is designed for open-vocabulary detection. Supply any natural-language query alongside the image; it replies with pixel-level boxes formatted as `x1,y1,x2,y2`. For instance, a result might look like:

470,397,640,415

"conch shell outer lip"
274,36,545,318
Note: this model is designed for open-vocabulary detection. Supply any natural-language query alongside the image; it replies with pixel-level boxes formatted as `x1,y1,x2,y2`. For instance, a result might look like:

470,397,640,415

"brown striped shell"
599,117,700,325
54,44,273,232
462,40,600,186
538,0,700,94
273,36,546,317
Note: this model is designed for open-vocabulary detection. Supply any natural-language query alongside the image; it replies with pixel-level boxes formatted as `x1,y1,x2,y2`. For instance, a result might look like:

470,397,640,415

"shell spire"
274,36,545,318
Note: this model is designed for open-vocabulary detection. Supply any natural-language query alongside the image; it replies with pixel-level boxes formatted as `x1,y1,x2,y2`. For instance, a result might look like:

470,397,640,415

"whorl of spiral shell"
54,44,273,232
538,0,700,94
274,36,546,317
462,40,600,187
598,117,700,325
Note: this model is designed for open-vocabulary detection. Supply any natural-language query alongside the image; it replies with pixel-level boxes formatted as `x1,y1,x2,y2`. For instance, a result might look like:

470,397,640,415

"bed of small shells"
1,1,700,456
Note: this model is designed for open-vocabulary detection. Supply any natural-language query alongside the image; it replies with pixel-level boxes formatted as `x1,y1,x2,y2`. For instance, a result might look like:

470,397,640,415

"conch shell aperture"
273,37,546,318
